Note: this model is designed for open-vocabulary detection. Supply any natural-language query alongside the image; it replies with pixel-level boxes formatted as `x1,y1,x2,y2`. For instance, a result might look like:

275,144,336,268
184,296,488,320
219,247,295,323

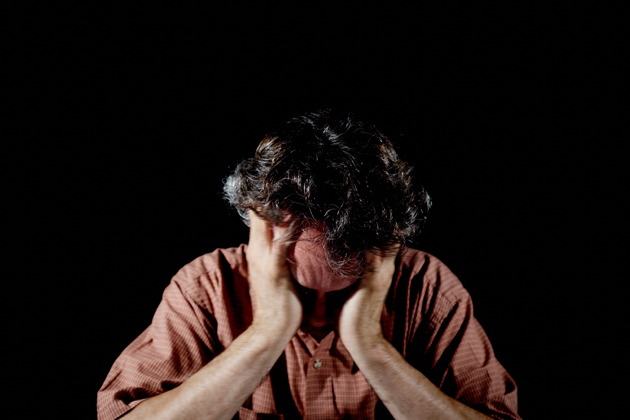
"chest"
245,332,383,419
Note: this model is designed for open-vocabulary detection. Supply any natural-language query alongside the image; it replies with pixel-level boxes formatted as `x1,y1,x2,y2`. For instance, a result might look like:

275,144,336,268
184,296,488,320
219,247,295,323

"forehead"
295,223,324,238
290,225,330,263
288,226,360,292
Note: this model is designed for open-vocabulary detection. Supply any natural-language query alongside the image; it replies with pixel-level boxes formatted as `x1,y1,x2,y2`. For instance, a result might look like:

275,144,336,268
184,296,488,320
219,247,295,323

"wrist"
251,312,300,341
251,289,302,338
244,321,296,354
339,310,385,353
339,288,385,336
341,328,390,363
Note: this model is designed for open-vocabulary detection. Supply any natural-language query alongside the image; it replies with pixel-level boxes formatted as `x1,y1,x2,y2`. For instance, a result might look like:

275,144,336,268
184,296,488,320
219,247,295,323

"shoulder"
173,244,248,283
168,244,249,308
398,248,471,309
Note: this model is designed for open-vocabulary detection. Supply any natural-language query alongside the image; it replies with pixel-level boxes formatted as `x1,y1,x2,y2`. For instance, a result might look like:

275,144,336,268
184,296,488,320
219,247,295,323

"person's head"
224,109,432,291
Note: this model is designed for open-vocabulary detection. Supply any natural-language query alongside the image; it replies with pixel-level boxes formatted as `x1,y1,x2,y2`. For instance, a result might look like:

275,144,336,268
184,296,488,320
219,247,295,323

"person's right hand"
246,210,303,339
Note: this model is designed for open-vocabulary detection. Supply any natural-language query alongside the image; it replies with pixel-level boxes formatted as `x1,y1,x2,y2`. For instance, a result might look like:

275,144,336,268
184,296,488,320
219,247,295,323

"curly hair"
223,109,432,277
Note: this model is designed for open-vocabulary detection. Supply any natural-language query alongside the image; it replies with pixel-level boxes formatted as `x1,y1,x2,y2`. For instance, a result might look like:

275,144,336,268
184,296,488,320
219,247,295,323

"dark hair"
223,109,431,277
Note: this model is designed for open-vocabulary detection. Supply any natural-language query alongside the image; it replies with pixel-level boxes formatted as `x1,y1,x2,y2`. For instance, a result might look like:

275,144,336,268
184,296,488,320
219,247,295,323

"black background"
12,4,624,419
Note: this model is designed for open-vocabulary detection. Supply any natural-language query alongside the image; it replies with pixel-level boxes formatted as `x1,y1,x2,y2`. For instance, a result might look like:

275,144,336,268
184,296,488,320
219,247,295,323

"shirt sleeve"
413,272,520,420
432,297,520,419
96,277,220,420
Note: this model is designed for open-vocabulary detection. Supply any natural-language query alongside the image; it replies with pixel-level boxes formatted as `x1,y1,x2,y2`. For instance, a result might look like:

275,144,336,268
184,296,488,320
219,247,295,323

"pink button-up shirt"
97,245,519,419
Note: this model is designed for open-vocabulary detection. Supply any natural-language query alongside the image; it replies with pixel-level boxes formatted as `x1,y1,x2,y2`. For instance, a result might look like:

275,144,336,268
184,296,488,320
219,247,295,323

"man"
97,110,520,419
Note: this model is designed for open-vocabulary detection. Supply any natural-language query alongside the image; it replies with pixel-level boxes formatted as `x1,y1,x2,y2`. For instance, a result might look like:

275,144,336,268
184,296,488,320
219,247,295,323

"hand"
246,210,303,339
338,246,398,347
338,246,494,420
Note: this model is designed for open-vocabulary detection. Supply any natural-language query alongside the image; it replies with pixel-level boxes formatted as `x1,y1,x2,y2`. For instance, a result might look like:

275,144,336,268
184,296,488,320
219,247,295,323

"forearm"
345,335,491,420
339,265,491,420
122,324,292,420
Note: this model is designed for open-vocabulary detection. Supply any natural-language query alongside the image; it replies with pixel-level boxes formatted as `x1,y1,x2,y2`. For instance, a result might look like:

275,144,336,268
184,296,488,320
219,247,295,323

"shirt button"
313,359,322,369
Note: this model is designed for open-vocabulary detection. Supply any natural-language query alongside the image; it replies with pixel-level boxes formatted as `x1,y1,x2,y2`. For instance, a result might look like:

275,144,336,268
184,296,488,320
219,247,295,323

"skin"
122,210,492,420
337,248,492,419
285,224,359,341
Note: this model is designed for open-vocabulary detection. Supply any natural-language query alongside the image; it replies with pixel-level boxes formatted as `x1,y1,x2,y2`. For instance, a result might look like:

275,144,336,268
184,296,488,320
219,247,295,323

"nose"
307,292,328,328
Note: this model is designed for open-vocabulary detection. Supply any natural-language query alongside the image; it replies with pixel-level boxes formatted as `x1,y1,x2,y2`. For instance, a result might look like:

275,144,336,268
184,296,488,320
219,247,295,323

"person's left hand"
338,246,399,348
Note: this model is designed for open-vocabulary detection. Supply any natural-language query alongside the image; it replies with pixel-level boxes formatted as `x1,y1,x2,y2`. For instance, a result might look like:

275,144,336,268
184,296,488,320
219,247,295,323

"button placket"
304,338,335,418
307,333,334,374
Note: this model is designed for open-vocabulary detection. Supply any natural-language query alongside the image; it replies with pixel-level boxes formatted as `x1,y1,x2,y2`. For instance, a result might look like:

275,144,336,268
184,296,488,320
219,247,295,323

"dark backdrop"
16,4,623,419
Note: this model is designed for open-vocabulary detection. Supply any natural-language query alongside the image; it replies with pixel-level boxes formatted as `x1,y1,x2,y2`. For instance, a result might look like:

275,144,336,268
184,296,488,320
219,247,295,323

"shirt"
97,244,520,420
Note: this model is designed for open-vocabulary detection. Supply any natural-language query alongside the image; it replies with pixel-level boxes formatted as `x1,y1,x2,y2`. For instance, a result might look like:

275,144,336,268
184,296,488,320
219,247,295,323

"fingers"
364,245,400,276
270,214,297,262
366,244,401,260
248,209,296,259
248,210,272,246
273,213,296,242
